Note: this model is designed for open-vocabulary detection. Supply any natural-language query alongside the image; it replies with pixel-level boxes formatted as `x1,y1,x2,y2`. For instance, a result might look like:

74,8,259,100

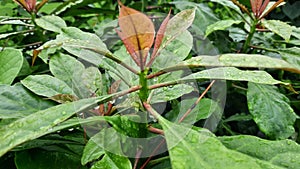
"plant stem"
178,80,215,123
139,69,149,102
241,19,258,53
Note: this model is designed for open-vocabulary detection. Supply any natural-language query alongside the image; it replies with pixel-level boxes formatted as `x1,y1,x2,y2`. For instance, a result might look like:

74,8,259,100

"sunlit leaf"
247,82,296,139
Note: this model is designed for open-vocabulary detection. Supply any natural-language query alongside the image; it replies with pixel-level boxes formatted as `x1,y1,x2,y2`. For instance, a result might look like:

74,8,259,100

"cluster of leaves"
0,0,300,168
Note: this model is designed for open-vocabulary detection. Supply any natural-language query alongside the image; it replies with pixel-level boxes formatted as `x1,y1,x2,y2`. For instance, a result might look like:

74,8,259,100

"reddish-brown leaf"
117,0,155,68
259,0,270,17
147,10,171,67
259,0,285,19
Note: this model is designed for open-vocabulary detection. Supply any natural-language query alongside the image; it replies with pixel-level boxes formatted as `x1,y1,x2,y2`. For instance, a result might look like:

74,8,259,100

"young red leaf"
26,0,36,12
147,10,171,67
117,0,155,69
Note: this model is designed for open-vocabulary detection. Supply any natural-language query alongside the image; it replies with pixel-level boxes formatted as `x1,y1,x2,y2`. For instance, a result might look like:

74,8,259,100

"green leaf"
21,75,74,97
81,131,105,165
0,84,55,119
0,48,23,85
219,135,300,169
181,54,300,74
153,30,193,70
35,15,67,33
152,111,282,169
15,148,86,169
81,128,126,165
150,84,194,104
181,67,287,85
49,53,90,98
171,2,219,35
247,82,296,139
278,47,300,70
205,20,242,37
0,95,112,157
105,115,146,138
165,98,220,124
58,27,110,65
262,20,292,42
210,0,242,14
164,8,195,42
91,152,132,169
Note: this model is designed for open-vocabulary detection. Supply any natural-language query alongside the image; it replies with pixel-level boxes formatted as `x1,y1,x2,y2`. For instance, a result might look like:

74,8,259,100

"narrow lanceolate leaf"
21,75,74,98
35,15,67,33
247,82,296,139
219,135,300,169
0,95,112,157
205,19,242,37
181,67,288,85
262,20,292,42
0,84,55,119
0,48,23,85
147,10,171,67
169,54,300,74
147,107,283,169
117,0,155,67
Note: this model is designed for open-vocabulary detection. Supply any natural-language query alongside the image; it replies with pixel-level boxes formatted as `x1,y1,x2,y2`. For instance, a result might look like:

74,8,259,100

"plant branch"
148,125,164,134
241,19,258,53
178,80,215,123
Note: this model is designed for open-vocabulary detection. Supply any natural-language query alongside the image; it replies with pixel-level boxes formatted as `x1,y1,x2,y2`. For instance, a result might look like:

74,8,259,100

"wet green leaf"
35,15,67,33
49,53,90,98
0,84,55,119
153,111,282,169
0,48,23,85
262,20,292,42
81,128,127,165
0,95,112,157
164,8,195,43
181,67,288,85
21,75,74,97
219,135,300,168
153,30,193,70
150,84,194,104
58,27,110,66
165,98,221,124
205,20,242,37
181,54,300,74
91,152,131,169
247,82,296,139
278,47,300,70
171,2,219,35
